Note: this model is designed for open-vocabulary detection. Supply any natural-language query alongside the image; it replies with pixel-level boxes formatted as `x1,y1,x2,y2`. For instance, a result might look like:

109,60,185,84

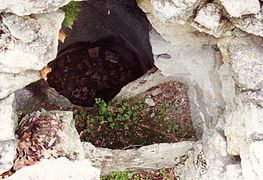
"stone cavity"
0,0,263,179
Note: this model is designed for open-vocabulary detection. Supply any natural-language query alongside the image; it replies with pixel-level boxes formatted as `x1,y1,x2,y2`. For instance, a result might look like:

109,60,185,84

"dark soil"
47,39,144,107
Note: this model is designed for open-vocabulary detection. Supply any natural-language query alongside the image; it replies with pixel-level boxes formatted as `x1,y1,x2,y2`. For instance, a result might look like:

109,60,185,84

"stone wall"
0,0,263,179
137,0,263,179
0,0,65,175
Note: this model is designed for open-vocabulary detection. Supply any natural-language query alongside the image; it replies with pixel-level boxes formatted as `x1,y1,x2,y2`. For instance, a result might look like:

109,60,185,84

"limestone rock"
150,29,225,129
15,80,74,112
151,88,162,96
240,141,263,180
0,71,40,99
83,141,194,175
0,140,17,174
2,14,40,43
224,164,243,180
0,11,64,74
192,3,233,38
53,111,85,160
227,36,263,90
0,93,17,141
145,98,155,106
6,157,100,180
224,102,247,155
219,0,260,18
194,3,222,31
232,9,263,38
137,0,217,47
151,0,202,24
0,0,72,16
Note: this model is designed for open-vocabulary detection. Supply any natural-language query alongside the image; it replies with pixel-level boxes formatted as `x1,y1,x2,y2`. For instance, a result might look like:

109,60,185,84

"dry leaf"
59,29,67,43
21,131,31,141
40,66,52,81
169,80,173,87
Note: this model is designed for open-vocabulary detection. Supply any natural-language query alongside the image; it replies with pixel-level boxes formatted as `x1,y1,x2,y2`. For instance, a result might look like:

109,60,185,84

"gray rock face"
83,141,194,175
0,11,64,99
0,140,17,174
0,0,72,16
151,0,202,23
0,11,64,74
0,94,17,141
0,71,40,99
192,3,233,38
233,9,263,38
228,36,263,90
194,3,222,31
3,14,40,43
219,0,260,17
6,157,100,180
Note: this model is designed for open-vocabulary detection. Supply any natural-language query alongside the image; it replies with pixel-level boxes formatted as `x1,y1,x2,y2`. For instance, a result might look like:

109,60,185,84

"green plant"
160,168,170,178
61,1,80,29
102,171,133,180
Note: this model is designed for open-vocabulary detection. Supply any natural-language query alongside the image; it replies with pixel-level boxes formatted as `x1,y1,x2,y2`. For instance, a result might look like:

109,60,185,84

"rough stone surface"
15,80,74,112
0,11,64,74
151,0,202,24
50,111,85,160
0,71,40,99
0,0,72,16
150,29,225,129
228,36,263,90
145,98,155,106
6,157,100,180
83,141,194,175
0,93,17,141
151,88,162,96
0,140,17,174
137,0,217,47
219,0,260,17
233,9,263,38
3,14,40,43
192,3,233,38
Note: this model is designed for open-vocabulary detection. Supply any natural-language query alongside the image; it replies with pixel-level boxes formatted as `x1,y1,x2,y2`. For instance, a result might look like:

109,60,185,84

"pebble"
145,98,155,107
151,88,162,96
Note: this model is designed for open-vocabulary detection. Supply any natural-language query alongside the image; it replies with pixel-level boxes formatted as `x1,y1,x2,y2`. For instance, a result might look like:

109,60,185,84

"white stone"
0,93,17,141
6,157,100,180
150,29,225,129
83,141,194,175
0,140,17,174
151,88,162,96
145,98,155,106
194,3,222,31
0,11,64,74
0,71,40,99
228,36,263,90
53,111,85,160
151,0,202,23
240,141,263,180
192,3,233,38
3,14,40,43
224,102,247,155
224,164,243,180
0,0,72,16
233,9,263,38
219,0,260,17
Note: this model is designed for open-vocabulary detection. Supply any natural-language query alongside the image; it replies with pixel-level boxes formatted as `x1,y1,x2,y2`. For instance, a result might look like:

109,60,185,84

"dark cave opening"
47,0,154,107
